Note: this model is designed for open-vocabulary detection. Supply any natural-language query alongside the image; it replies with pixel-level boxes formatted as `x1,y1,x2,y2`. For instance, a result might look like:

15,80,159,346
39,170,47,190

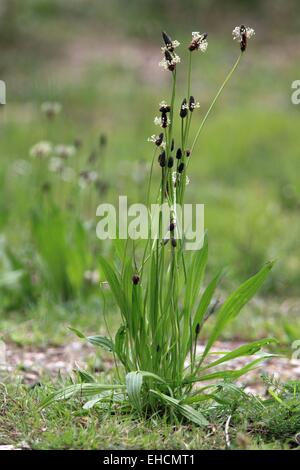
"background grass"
0,0,300,449
1,0,300,344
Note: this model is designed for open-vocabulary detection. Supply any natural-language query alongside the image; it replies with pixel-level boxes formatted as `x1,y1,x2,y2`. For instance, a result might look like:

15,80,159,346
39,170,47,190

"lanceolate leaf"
200,262,274,364
87,335,114,352
68,327,85,339
99,256,129,319
150,390,209,426
68,327,115,352
192,270,222,335
199,338,277,372
184,235,208,315
41,383,126,408
186,354,277,384
126,372,143,411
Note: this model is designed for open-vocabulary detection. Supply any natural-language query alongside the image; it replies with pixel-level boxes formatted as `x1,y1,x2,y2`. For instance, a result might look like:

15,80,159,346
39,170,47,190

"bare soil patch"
2,340,300,395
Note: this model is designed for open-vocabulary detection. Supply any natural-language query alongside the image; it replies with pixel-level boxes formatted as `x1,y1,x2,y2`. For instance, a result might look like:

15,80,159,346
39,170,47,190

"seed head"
30,141,52,159
178,162,185,173
159,101,171,113
176,148,182,159
162,31,173,50
156,133,164,146
161,31,180,53
186,149,191,157
167,156,174,168
158,151,166,167
232,25,255,52
171,238,177,248
132,274,140,285
55,144,76,159
189,95,200,112
148,133,164,147
154,115,170,128
41,101,62,119
171,138,175,152
189,32,208,52
195,323,200,335
159,50,181,72
161,112,168,128
169,221,175,232
180,98,188,118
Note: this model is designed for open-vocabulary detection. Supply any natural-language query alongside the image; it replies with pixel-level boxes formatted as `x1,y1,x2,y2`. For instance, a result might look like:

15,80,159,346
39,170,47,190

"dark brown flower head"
186,149,191,157
176,148,182,159
161,112,168,128
159,45,181,72
169,221,176,232
132,274,140,285
178,162,185,173
164,50,176,71
189,32,208,52
158,151,166,167
232,25,255,52
162,31,173,51
180,98,188,118
167,156,174,168
171,238,177,248
189,96,195,112
159,102,171,113
161,31,180,53
240,25,247,51
156,133,164,146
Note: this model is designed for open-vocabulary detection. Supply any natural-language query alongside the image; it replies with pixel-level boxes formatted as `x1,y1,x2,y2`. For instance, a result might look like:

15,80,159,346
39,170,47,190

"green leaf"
83,396,105,409
197,354,277,382
126,371,143,411
76,367,96,383
199,338,277,372
115,325,131,368
137,370,167,384
40,383,126,408
87,335,114,352
150,390,209,426
68,327,86,339
184,235,208,314
99,256,129,319
69,327,114,352
201,262,274,364
192,271,222,334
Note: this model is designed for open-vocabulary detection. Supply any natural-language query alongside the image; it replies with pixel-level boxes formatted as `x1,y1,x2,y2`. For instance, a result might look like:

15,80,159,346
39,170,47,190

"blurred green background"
0,0,299,345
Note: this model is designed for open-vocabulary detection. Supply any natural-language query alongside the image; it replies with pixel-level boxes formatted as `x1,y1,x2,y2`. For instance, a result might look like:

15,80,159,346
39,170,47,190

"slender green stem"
187,51,192,103
189,52,242,157
168,70,177,156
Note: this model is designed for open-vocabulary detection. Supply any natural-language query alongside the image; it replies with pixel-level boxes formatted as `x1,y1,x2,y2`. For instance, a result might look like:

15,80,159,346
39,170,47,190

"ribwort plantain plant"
43,26,276,426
